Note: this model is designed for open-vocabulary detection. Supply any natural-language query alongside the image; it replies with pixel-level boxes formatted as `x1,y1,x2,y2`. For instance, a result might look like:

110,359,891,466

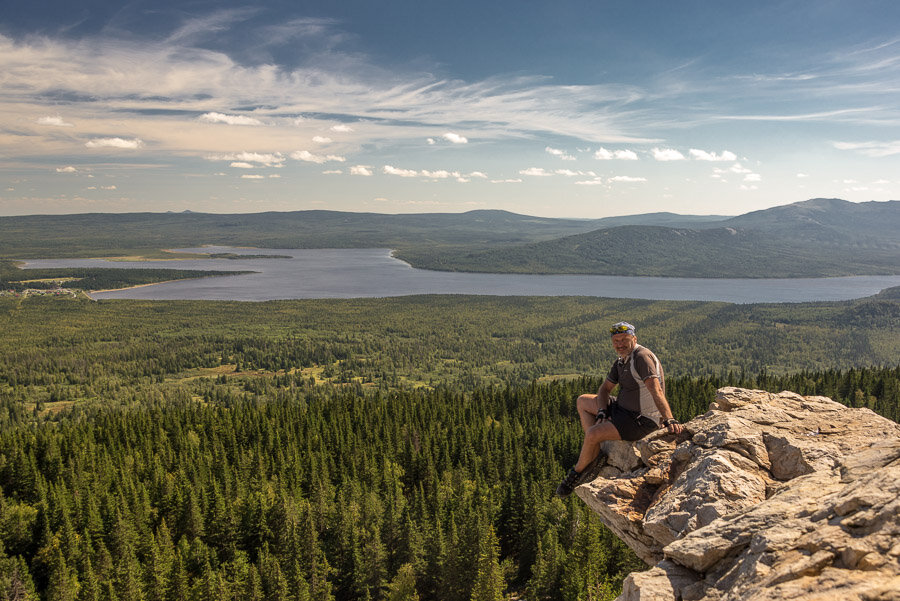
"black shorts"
608,401,659,441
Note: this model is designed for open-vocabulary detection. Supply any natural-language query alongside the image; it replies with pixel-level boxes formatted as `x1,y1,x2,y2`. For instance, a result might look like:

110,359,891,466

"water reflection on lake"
20,246,900,304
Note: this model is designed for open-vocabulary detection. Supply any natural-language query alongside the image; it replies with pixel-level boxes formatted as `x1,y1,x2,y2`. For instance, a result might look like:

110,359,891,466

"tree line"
1,293,897,394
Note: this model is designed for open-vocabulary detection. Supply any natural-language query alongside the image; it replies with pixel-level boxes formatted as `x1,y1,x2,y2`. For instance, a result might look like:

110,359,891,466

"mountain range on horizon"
1,198,898,279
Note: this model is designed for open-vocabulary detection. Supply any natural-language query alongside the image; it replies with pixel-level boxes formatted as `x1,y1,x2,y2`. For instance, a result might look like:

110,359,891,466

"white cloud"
56,166,78,173
594,147,638,160
426,138,436,145
312,136,332,143
383,165,418,177
85,137,143,149
689,148,737,162
744,173,762,182
726,163,752,174
380,166,487,181
575,178,604,186
199,112,263,126
442,132,468,144
421,169,457,179
208,152,285,166
555,169,596,177
491,178,522,183
833,140,900,157
608,175,647,183
241,174,265,179
289,150,346,164
323,170,343,174
652,148,685,161
721,108,878,124
291,150,326,163
268,174,280,178
873,179,890,184
331,124,354,133
230,162,256,169
796,173,809,178
519,167,552,177
37,115,73,127
546,146,575,160
350,165,372,176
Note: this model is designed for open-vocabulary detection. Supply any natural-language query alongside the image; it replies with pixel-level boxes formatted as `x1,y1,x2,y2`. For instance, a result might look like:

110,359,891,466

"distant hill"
0,199,896,277
722,198,899,238
0,208,724,259
401,199,900,278
587,212,729,229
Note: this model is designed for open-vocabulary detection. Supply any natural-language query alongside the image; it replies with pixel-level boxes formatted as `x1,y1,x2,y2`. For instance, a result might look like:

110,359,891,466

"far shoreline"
86,273,252,298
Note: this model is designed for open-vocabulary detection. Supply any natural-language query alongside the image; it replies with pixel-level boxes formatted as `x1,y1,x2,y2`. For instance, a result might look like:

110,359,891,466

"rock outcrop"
575,387,900,601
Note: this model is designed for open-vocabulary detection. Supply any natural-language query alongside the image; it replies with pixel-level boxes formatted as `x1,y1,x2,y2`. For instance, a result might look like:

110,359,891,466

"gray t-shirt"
606,344,665,425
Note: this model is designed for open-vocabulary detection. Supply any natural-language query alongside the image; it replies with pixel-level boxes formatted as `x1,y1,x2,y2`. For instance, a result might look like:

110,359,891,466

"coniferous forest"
0,293,898,601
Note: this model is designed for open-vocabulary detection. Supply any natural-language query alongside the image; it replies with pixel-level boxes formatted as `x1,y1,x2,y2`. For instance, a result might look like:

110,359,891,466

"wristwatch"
662,418,679,427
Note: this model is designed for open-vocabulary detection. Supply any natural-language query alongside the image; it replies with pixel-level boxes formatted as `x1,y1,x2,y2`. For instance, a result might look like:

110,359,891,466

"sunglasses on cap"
609,324,634,335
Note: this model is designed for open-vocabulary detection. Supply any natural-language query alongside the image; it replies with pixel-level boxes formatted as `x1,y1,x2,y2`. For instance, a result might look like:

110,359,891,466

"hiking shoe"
579,454,605,483
555,468,581,497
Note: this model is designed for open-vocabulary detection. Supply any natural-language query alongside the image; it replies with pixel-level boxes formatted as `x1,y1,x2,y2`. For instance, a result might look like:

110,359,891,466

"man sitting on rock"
556,321,684,497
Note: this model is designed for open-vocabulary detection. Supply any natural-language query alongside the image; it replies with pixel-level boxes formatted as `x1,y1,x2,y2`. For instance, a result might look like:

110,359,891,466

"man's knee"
576,393,599,413
585,421,620,444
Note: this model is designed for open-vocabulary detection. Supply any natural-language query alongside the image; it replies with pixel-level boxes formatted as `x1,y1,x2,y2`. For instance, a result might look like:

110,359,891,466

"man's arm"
597,379,616,410
644,377,683,434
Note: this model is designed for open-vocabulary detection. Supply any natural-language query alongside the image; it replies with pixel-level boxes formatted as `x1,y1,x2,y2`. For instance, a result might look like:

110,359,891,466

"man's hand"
662,417,683,434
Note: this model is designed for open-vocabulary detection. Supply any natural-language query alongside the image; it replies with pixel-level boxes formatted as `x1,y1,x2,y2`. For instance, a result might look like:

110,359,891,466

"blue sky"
2,0,899,217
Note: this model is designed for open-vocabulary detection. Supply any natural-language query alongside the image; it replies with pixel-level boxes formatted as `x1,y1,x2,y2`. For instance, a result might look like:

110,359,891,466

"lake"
20,246,900,303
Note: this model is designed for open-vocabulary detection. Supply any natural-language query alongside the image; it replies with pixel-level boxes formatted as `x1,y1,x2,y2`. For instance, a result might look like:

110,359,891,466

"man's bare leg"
573,420,620,472
576,393,601,433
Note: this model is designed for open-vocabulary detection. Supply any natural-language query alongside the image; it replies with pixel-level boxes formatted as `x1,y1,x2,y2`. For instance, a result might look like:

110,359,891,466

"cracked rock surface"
575,387,900,601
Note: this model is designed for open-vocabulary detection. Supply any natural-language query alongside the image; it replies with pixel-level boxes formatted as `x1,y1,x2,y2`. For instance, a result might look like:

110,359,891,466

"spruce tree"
469,525,504,601
385,563,420,601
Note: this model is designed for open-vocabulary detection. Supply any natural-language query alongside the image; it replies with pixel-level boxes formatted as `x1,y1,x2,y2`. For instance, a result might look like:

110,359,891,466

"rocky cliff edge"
575,387,900,601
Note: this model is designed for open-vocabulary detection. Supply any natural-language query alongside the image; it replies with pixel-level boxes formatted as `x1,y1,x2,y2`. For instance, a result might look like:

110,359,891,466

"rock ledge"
575,387,900,601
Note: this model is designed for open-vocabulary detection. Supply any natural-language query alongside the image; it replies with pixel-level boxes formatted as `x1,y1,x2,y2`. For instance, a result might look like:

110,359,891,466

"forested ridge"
398,199,900,278
399,222,900,278
0,293,898,601
1,199,897,278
